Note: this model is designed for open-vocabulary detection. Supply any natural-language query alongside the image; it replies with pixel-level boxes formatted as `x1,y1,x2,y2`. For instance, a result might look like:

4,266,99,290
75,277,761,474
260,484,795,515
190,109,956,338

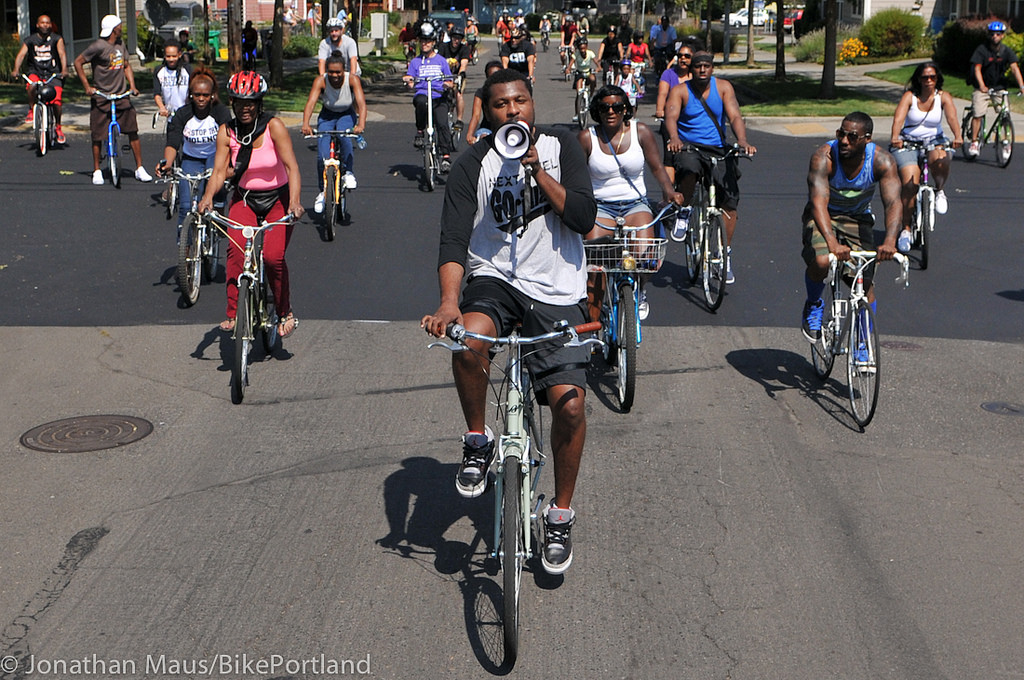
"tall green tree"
774,0,786,80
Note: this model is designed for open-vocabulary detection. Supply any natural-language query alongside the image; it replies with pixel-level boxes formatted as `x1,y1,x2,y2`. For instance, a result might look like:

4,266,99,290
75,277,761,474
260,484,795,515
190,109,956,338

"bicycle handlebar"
156,165,214,184
429,320,603,353
303,130,364,138
828,251,909,287
22,74,59,86
202,209,298,234
681,143,753,160
95,91,133,101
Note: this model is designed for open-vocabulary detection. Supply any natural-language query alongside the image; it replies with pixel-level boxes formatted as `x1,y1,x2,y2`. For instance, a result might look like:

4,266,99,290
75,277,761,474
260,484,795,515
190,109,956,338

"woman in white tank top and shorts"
576,85,683,322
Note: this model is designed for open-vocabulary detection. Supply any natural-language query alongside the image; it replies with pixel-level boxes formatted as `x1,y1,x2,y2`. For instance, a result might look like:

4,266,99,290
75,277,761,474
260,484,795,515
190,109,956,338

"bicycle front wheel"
423,143,436,192
324,165,339,241
995,114,1014,168
702,213,727,311
616,281,637,412
34,103,47,156
501,455,523,666
810,283,837,380
917,187,931,270
450,111,462,151
847,300,880,427
177,213,202,306
165,176,179,221
576,91,588,130
684,184,707,284
232,278,253,404
109,128,122,188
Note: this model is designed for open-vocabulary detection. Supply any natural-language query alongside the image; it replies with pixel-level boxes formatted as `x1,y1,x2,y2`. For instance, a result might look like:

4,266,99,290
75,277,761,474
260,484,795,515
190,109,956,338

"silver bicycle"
809,250,909,427
429,320,601,666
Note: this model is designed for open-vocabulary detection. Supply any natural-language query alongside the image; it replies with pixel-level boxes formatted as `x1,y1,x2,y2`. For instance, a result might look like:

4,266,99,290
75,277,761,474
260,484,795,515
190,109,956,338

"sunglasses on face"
677,52,692,59
597,102,627,114
920,74,937,80
836,129,867,142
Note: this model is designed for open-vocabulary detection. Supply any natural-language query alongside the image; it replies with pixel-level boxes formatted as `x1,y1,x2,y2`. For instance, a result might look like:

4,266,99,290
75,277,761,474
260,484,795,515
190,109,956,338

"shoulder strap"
227,112,272,190
691,79,728,146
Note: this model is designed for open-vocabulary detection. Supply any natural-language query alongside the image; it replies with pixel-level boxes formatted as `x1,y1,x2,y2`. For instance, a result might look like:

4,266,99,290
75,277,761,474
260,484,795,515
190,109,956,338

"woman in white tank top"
889,62,963,236
576,85,683,323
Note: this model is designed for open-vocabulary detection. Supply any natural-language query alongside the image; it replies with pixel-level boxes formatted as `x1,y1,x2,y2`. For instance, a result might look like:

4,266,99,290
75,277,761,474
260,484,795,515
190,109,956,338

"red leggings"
225,195,295,320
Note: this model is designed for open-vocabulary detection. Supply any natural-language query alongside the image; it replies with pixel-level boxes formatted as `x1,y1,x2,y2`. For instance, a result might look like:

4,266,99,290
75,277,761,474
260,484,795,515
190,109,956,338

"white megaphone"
493,121,532,160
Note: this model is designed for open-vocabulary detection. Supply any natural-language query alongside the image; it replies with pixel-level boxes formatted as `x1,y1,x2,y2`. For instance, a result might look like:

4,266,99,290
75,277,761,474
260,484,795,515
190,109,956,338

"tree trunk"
819,0,837,99
723,0,731,64
775,0,786,80
202,0,210,64
745,0,754,66
271,0,285,87
227,0,242,72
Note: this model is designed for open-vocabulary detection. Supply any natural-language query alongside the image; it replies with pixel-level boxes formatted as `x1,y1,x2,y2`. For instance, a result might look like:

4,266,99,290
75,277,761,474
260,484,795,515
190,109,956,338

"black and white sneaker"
541,504,576,575
455,426,495,498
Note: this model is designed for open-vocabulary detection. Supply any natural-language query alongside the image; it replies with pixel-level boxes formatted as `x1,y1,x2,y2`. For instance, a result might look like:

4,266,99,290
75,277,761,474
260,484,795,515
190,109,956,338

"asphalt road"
1,45,1023,680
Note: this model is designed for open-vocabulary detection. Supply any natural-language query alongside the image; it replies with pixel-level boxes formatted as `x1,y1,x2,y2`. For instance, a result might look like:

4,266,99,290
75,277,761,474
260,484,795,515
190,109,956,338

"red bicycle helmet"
227,71,268,99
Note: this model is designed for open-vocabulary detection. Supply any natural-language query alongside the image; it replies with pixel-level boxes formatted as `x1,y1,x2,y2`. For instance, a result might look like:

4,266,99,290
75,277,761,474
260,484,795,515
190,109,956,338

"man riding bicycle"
439,28,471,125
421,69,597,575
800,112,902,360
569,36,599,122
403,22,455,173
499,26,537,83
73,14,152,185
301,53,367,212
966,20,1024,158
318,17,359,77
13,14,68,144
559,14,578,68
664,51,755,283
649,15,677,74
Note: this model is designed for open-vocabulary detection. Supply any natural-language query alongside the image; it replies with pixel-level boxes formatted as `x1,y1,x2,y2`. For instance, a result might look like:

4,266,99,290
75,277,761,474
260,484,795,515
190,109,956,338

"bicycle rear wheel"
961,108,976,161
177,213,202,306
34,103,47,156
810,283,837,379
616,281,637,412
109,128,122,188
232,278,253,404
501,456,523,666
917,187,931,270
847,300,880,427
702,213,726,311
259,280,278,353
324,165,339,241
995,114,1014,168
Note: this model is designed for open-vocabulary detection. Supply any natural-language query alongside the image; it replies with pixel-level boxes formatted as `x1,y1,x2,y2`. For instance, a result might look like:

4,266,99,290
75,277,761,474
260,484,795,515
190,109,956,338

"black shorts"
460,276,590,402
674,145,741,211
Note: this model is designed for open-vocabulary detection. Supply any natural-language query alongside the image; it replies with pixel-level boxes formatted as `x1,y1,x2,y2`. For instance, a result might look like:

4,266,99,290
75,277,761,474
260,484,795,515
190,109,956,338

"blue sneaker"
801,298,824,343
853,343,876,374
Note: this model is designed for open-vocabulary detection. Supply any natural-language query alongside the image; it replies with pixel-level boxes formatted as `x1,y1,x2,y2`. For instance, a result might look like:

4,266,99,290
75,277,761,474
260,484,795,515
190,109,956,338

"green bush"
858,8,927,58
1,31,19,80
933,17,998,77
794,24,861,63
283,34,319,58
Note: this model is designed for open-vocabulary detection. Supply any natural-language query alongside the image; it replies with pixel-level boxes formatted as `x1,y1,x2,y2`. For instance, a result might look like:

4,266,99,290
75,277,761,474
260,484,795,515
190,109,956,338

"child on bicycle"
301,53,367,213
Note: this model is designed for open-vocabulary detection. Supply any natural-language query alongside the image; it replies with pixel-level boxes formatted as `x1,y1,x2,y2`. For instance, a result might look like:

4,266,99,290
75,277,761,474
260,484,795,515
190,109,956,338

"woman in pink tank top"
200,71,304,339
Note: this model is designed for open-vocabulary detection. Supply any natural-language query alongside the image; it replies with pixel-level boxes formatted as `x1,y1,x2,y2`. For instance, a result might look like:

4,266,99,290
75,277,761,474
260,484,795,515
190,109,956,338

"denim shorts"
890,135,948,171
596,197,651,221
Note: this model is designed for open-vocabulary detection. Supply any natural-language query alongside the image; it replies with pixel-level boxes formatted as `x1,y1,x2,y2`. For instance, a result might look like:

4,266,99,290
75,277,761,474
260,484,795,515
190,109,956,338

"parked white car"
724,7,769,27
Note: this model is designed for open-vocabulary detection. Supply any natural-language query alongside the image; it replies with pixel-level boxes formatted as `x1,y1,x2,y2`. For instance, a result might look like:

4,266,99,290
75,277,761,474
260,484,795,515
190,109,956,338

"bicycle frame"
97,91,131,186
903,140,948,268
412,74,450,190
22,74,59,155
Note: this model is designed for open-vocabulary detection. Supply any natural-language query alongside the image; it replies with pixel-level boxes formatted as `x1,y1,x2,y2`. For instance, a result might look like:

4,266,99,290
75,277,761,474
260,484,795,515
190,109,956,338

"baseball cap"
100,14,122,38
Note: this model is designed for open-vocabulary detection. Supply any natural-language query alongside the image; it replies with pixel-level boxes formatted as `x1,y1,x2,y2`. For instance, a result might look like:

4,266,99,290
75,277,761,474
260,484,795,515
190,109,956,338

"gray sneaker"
541,504,576,575
455,426,494,498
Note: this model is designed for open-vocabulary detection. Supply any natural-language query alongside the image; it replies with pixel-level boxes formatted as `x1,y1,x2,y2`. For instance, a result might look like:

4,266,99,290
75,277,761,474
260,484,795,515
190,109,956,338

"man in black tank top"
13,14,68,137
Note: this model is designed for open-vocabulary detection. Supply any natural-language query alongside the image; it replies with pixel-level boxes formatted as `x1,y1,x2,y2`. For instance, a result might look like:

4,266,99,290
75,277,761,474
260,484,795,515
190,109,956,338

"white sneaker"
343,171,357,190
935,190,948,214
725,247,735,284
670,208,690,242
897,229,913,253
314,192,324,214
968,140,980,157
135,166,153,182
92,169,104,185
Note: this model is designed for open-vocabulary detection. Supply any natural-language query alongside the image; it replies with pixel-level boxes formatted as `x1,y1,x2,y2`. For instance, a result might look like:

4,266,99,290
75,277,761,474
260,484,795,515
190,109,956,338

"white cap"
100,14,121,38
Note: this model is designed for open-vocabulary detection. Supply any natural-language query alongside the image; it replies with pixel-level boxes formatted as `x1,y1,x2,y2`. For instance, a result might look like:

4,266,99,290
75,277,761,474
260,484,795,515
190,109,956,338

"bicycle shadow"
190,326,234,370
649,258,718,311
376,455,519,674
586,357,629,414
725,347,865,432
387,163,423,183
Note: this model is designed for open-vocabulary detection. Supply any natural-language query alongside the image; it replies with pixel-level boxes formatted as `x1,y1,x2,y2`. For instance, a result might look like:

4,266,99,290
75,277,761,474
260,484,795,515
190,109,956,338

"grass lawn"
867,63,1024,114
726,73,897,116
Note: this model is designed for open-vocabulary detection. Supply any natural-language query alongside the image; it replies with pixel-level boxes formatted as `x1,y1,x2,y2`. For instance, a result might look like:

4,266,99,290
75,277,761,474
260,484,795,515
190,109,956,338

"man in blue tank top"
664,52,756,284
800,112,902,348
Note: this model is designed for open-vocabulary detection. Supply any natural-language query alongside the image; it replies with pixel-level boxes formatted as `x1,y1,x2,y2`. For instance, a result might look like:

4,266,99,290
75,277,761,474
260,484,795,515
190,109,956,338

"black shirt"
971,42,1018,89
499,40,536,74
23,32,63,77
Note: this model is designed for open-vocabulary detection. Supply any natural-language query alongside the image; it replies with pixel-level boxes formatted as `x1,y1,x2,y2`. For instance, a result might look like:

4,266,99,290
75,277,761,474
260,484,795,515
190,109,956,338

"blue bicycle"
97,90,132,188
584,203,675,411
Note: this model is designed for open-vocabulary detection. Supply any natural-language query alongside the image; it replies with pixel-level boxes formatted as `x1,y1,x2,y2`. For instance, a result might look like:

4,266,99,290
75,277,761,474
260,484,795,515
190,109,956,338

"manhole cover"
981,402,1024,416
21,415,153,453
880,340,923,351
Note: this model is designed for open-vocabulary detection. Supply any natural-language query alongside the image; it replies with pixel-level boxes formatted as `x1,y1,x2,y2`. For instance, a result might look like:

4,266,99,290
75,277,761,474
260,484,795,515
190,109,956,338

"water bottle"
354,134,366,150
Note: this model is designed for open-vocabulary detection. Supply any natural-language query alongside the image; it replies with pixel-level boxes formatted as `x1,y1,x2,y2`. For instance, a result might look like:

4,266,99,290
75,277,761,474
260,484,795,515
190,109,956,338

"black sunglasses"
597,102,627,114
836,129,868,142
677,52,693,59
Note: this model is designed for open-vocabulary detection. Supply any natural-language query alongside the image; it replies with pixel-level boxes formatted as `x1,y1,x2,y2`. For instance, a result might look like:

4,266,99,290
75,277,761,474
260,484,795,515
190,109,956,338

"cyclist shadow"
649,258,713,309
375,455,517,674
725,347,865,432
190,327,292,371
